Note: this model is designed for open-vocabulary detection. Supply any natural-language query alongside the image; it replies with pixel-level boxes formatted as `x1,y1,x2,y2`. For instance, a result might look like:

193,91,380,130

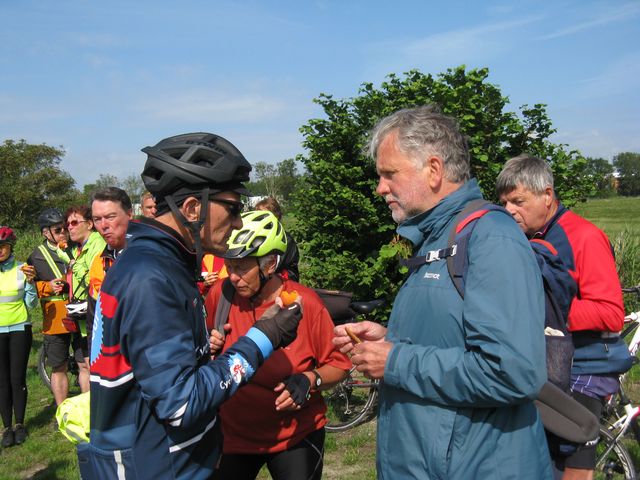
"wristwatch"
311,369,322,391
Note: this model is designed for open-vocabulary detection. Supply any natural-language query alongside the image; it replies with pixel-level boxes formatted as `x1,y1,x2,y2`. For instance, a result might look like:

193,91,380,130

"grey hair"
258,254,279,271
366,105,470,183
495,154,554,196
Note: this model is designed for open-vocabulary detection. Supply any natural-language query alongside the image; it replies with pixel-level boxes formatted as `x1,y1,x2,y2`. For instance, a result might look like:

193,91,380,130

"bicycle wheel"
323,366,378,433
37,346,81,393
595,427,637,480
38,347,52,390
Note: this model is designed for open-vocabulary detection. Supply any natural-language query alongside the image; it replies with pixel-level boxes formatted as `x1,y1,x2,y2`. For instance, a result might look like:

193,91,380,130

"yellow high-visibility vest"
0,262,28,327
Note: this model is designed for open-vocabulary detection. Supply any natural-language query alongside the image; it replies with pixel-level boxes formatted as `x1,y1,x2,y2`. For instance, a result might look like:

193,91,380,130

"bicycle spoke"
323,366,378,432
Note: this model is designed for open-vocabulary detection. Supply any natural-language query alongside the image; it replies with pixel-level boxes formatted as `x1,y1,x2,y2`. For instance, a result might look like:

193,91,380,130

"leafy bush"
12,228,42,262
292,66,595,306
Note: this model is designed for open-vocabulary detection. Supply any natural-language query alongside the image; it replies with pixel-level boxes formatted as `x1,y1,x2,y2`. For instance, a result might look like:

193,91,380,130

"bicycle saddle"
350,299,385,316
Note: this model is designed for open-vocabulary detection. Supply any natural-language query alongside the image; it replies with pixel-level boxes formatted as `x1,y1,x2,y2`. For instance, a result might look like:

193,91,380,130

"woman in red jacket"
206,211,350,480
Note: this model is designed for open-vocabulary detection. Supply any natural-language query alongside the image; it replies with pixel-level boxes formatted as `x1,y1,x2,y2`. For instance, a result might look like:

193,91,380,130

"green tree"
276,158,300,203
613,152,640,196
246,159,301,206
0,139,81,230
291,66,594,305
252,162,278,198
584,157,616,197
84,173,145,203
121,174,146,203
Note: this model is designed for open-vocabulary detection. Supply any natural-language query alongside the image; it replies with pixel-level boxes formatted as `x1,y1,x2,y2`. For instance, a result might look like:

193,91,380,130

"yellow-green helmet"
225,210,287,259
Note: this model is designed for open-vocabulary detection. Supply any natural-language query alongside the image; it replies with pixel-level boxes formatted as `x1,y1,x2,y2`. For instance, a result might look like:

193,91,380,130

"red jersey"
205,278,351,454
537,205,624,332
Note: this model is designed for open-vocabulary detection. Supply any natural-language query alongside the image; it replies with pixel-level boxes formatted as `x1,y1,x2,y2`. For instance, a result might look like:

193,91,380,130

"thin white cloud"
553,127,640,160
576,52,640,99
539,3,640,40
0,96,68,124
65,32,131,49
83,53,117,68
365,14,545,75
135,91,287,123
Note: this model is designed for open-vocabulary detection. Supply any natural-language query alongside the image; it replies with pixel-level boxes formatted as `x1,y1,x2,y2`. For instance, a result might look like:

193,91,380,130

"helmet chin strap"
249,256,280,303
165,187,210,280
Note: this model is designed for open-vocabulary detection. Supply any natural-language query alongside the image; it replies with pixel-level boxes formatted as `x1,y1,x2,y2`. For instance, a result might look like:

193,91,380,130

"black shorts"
213,427,325,480
563,391,604,470
43,333,88,368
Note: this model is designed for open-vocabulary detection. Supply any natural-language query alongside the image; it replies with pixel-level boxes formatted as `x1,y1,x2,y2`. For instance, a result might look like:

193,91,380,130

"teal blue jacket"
378,180,552,479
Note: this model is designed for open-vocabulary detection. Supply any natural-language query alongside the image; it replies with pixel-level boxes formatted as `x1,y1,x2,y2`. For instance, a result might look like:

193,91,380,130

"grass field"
1,196,638,479
572,196,640,238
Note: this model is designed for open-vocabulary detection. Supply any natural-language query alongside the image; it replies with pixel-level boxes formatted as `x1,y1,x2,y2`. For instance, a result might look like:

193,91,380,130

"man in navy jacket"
82,133,302,479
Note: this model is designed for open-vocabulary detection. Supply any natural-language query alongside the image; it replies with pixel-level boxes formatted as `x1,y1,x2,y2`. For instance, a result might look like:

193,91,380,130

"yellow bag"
56,391,90,444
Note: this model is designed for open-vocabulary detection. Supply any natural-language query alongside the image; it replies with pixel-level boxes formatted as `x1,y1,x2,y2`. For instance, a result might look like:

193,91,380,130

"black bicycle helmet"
141,132,252,199
140,132,252,281
38,208,65,230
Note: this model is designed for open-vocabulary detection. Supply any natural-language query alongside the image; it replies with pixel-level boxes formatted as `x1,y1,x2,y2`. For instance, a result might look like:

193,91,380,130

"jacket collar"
532,202,567,239
128,217,197,271
397,179,484,247
0,255,16,272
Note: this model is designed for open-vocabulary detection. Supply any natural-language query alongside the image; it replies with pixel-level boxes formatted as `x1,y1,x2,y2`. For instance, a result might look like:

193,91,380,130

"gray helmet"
38,208,65,230
140,132,252,282
141,132,252,200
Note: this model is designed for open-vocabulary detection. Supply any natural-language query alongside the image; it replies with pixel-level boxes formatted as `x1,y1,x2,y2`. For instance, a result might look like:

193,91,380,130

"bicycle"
594,285,640,479
313,288,384,433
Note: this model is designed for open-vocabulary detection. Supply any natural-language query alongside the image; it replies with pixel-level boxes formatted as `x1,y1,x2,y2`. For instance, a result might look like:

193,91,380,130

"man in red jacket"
497,154,626,480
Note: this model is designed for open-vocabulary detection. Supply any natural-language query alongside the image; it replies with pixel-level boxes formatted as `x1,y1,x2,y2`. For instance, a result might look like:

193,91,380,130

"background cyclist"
497,155,628,480
27,209,80,405
0,226,37,448
60,205,106,393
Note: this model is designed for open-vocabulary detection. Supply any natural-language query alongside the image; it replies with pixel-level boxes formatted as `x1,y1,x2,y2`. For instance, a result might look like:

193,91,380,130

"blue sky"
1,0,638,187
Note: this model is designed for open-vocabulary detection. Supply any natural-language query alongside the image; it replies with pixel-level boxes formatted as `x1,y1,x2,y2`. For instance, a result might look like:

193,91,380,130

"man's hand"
333,321,387,354
209,324,230,359
350,341,393,380
50,278,66,294
202,272,218,287
253,298,303,349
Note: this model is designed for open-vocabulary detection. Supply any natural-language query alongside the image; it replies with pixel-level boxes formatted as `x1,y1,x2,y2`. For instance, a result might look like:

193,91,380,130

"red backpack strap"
446,200,511,298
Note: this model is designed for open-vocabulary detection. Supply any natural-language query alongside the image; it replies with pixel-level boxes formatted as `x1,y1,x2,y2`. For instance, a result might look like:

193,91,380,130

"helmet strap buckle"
165,188,210,279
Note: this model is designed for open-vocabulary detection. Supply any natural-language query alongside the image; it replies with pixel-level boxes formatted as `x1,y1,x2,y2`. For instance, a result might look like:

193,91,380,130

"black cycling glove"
253,302,302,349
282,373,311,405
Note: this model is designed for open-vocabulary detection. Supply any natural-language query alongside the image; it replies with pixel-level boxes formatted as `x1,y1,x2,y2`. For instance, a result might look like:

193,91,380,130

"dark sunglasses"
66,219,87,228
51,226,67,234
211,198,244,217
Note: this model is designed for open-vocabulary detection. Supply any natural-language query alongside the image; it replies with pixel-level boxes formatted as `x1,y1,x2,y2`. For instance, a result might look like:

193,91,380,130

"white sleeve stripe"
168,417,217,453
90,372,134,388
170,401,188,420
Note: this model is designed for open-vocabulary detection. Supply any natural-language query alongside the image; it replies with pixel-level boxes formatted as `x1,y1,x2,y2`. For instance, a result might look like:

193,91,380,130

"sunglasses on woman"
66,219,87,228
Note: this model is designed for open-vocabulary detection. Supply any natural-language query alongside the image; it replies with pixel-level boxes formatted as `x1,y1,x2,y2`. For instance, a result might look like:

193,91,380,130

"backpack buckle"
425,250,441,262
